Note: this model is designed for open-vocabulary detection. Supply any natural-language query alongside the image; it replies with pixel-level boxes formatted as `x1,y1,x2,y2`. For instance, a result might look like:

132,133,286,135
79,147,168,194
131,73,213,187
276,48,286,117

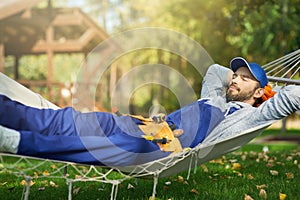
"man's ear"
226,70,234,85
254,88,264,98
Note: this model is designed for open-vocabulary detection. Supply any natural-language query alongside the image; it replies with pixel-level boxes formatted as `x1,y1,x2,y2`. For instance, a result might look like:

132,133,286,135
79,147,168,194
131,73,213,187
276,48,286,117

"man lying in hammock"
0,57,299,166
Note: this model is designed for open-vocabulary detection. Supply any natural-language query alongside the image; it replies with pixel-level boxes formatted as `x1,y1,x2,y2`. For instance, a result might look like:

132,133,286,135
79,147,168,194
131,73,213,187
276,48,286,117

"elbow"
278,85,300,115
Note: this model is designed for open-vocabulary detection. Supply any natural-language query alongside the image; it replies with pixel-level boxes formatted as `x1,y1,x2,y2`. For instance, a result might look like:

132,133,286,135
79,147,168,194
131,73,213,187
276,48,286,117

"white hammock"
1,50,300,200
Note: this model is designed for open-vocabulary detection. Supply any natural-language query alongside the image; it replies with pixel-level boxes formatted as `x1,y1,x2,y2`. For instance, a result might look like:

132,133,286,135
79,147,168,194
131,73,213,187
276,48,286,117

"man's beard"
226,85,257,103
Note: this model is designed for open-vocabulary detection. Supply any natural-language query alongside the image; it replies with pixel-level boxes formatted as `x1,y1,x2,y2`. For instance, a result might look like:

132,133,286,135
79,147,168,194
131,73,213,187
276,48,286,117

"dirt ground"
261,118,300,146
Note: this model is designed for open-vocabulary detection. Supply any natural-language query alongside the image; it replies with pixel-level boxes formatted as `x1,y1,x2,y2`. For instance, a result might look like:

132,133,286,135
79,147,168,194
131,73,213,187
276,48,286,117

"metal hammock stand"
1,50,300,200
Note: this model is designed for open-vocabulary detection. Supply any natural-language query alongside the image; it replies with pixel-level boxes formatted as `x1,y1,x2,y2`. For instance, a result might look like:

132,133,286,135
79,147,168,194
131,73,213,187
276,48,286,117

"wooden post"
46,26,54,100
14,56,20,80
0,44,4,73
281,117,287,133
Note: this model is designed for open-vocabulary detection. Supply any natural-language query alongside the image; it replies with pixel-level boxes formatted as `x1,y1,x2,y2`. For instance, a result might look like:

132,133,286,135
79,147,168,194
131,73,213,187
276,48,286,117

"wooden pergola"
0,0,111,108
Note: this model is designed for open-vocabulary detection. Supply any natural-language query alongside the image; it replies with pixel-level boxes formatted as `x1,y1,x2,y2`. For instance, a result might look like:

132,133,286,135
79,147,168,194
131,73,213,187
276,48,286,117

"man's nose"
232,75,242,83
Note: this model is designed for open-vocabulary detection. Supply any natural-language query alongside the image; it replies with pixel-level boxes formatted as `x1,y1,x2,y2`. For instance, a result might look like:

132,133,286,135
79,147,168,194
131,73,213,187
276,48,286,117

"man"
0,57,299,166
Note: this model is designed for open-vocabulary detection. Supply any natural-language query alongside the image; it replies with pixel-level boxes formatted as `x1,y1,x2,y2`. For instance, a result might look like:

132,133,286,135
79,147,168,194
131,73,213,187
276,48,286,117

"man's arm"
201,64,233,99
257,85,300,120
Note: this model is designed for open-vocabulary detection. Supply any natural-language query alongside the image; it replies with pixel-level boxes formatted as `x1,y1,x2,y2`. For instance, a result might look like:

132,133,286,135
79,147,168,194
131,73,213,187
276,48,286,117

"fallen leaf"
264,155,271,162
92,174,97,178
79,166,88,173
190,188,199,194
177,176,184,182
279,192,287,200
38,187,45,191
233,171,242,176
41,180,48,185
73,187,80,195
49,181,58,188
232,163,242,170
35,171,41,175
258,152,264,159
250,151,257,157
256,184,267,190
266,163,274,168
165,181,171,185
33,172,39,178
241,155,247,161
75,175,82,179
247,174,254,180
267,159,274,165
201,164,208,172
50,164,57,170
20,180,34,186
127,183,134,189
294,160,298,165
270,170,278,176
210,158,224,165
286,156,293,161
259,189,267,199
285,172,294,179
43,170,50,176
244,194,254,200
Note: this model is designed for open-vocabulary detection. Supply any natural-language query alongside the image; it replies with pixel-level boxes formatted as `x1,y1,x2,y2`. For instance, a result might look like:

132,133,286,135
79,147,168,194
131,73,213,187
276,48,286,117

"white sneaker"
0,125,20,153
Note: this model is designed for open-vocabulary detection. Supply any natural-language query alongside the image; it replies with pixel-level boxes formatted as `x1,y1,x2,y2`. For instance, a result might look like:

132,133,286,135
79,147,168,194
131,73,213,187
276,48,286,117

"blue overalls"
0,94,236,166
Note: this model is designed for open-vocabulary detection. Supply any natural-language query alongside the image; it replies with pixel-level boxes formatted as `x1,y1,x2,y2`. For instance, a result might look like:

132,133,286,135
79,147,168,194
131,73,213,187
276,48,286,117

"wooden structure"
0,0,110,108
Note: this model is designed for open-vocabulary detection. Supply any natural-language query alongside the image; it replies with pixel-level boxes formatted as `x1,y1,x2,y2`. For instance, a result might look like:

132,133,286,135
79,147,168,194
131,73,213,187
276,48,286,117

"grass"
0,129,299,200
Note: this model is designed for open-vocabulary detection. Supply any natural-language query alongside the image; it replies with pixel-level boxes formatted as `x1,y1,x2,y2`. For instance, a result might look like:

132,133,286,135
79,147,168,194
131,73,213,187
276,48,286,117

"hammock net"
1,49,300,200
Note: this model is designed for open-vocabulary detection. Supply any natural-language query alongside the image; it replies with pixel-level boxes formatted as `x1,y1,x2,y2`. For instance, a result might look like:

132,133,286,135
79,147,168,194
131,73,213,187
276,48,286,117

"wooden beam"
76,9,109,40
52,13,83,26
32,29,97,53
79,29,95,44
0,0,42,20
32,40,84,53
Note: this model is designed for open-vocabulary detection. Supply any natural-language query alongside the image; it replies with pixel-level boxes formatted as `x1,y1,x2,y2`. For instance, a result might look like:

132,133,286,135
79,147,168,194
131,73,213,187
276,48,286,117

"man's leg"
0,94,117,137
0,94,76,135
0,115,169,166
16,126,168,166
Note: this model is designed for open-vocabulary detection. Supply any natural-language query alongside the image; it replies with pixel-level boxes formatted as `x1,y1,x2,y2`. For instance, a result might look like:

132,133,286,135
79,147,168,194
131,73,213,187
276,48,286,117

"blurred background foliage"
6,0,300,115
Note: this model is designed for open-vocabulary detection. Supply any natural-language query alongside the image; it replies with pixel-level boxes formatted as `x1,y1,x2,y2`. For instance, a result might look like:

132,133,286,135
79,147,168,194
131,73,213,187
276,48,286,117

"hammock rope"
263,49,300,85
1,49,300,200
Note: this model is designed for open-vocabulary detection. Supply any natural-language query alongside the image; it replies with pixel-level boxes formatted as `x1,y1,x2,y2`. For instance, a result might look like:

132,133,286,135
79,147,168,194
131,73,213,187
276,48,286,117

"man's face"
226,67,261,103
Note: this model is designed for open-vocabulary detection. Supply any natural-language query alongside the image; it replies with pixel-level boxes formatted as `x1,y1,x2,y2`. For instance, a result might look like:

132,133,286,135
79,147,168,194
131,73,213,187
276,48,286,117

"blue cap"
230,57,268,88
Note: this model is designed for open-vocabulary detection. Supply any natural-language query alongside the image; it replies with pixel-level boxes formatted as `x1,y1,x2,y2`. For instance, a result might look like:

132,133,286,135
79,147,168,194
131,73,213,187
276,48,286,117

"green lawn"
0,129,299,200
